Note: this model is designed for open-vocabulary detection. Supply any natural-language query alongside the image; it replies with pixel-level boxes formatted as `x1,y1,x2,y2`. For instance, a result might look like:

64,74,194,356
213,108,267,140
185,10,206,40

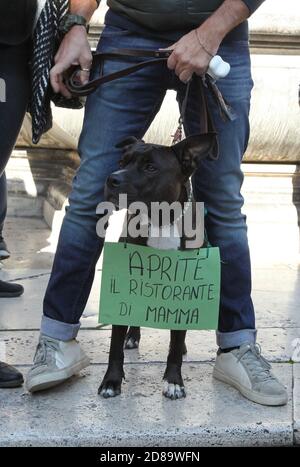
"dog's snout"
107,174,122,188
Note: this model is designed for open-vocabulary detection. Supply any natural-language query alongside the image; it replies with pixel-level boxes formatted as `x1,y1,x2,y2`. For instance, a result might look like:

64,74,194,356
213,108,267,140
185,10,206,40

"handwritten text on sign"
99,242,220,330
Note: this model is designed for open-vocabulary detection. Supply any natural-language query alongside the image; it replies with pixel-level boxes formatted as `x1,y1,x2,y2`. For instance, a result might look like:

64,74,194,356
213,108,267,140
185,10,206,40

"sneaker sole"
0,291,24,298
213,367,288,406
26,357,90,393
0,378,24,388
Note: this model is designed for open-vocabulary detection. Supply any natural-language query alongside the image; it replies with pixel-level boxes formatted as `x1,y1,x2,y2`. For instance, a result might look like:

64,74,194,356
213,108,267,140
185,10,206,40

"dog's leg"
169,341,187,356
124,326,141,349
163,330,187,400
98,325,128,398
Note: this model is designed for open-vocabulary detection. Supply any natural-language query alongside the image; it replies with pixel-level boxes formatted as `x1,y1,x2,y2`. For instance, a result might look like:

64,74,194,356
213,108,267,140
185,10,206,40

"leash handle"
65,50,172,97
66,50,230,97
65,48,234,123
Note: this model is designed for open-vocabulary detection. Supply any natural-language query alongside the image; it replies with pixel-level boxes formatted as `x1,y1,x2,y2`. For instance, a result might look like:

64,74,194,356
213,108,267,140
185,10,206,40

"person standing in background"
0,0,38,387
0,0,70,386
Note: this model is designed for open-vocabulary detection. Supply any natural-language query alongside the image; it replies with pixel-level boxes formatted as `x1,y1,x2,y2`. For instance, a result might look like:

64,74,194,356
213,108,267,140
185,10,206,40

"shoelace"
236,343,275,383
33,337,59,366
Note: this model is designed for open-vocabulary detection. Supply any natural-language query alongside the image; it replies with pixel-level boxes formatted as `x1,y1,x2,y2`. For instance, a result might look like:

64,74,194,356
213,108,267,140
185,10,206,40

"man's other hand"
50,25,92,98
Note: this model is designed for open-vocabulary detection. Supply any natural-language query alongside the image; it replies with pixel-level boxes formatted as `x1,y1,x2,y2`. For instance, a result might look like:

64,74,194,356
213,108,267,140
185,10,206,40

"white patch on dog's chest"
146,223,181,250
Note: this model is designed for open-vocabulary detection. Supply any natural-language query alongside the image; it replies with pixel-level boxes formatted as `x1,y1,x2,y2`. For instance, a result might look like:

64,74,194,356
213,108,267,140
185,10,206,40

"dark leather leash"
66,49,232,118
66,49,173,96
65,49,235,159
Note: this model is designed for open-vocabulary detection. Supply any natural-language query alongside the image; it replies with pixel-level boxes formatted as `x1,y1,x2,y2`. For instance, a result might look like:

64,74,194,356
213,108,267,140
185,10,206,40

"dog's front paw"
163,380,186,400
99,382,121,398
163,363,186,400
98,368,124,398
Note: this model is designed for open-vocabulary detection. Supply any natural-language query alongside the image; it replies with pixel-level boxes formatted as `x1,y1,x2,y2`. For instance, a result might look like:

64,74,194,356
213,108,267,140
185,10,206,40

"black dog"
99,133,215,400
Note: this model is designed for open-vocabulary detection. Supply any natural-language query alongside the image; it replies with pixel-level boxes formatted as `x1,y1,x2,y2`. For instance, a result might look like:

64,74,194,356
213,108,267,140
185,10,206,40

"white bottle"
207,55,231,81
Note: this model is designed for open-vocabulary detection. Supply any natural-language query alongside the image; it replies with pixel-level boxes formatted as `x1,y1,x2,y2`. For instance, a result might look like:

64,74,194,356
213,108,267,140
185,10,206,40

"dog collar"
138,178,194,230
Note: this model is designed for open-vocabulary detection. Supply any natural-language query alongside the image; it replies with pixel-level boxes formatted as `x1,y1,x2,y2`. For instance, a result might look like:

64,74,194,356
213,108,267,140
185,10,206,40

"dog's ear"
115,136,138,149
172,133,216,177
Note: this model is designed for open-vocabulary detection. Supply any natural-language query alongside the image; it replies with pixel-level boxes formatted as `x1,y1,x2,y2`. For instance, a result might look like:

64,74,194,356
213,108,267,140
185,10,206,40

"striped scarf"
29,0,69,144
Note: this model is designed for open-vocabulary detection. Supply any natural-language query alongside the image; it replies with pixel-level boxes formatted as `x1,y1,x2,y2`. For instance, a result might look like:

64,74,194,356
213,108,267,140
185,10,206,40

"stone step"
0,363,293,447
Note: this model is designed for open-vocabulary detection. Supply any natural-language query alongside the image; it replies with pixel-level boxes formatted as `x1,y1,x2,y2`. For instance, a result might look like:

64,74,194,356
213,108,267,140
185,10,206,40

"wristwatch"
59,14,89,35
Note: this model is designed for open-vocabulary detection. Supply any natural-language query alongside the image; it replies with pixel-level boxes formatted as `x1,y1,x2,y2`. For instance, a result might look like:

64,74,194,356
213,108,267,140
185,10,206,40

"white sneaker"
26,335,90,393
213,343,288,406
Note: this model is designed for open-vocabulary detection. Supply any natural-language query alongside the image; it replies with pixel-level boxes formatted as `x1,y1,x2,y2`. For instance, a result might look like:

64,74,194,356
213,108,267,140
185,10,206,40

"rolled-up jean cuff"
41,316,81,341
216,329,257,349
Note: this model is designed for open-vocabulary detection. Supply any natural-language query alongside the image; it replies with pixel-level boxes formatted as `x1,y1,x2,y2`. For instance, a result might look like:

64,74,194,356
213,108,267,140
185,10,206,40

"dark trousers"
0,173,7,234
0,42,30,234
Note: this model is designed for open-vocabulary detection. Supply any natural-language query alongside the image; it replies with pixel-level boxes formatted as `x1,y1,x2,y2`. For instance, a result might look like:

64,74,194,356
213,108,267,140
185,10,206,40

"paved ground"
1,180,300,446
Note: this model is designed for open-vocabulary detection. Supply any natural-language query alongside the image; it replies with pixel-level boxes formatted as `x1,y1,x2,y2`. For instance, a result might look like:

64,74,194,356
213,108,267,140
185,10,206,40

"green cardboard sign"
99,242,220,330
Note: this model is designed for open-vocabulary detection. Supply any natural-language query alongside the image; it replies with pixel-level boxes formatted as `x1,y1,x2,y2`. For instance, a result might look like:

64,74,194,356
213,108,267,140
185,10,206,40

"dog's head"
105,133,215,206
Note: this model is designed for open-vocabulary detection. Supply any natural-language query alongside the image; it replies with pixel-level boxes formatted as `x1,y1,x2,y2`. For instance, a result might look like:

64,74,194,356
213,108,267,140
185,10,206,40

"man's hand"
165,0,250,83
50,0,99,97
165,30,217,83
50,25,92,98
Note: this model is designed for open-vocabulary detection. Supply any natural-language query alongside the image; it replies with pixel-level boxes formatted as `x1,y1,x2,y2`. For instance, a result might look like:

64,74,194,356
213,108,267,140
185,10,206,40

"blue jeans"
42,26,256,349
